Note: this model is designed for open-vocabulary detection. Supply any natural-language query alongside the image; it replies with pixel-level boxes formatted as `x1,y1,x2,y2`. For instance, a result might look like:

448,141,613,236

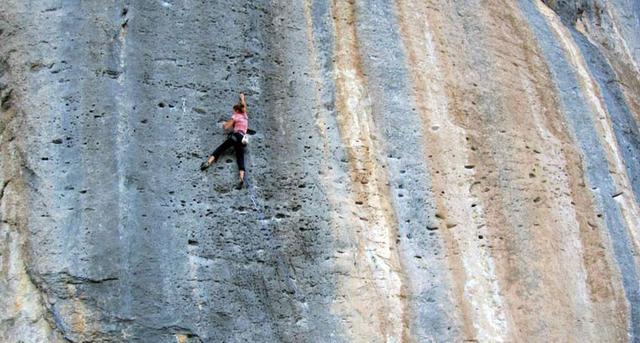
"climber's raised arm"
239,92,247,115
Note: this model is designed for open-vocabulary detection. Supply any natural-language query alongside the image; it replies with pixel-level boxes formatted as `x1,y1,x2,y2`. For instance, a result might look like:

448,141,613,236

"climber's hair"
233,103,245,113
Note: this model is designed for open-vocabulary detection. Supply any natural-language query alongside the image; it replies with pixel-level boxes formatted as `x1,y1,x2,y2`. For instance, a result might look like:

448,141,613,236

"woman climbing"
200,92,249,189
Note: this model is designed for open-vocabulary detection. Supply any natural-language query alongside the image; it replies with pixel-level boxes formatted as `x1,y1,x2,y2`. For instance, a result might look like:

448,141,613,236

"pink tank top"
232,112,248,135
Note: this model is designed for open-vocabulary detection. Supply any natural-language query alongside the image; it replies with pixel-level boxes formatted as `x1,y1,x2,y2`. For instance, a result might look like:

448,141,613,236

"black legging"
211,133,245,171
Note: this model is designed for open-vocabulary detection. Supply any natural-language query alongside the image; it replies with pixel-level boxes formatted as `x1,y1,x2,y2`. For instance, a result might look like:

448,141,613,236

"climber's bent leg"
201,138,234,171
212,138,235,160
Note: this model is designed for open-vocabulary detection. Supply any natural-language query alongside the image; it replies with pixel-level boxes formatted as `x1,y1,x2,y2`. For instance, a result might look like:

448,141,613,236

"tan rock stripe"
504,1,628,339
391,0,627,340
442,4,544,339
302,2,368,339
483,2,598,340
532,4,636,336
394,1,510,341
327,0,409,341
302,1,376,339
535,1,640,258
473,2,619,340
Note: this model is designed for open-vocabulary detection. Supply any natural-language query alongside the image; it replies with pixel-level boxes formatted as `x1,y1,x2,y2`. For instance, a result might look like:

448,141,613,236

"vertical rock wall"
1,1,639,342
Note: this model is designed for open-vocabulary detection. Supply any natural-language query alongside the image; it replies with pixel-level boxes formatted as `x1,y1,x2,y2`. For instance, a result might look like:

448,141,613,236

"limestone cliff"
1,1,639,342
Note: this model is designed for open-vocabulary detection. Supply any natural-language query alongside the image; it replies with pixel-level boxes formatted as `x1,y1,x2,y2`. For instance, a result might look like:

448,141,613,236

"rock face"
1,1,639,342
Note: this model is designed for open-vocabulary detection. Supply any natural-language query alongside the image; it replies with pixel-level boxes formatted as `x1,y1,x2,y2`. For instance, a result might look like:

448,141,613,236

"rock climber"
200,92,249,189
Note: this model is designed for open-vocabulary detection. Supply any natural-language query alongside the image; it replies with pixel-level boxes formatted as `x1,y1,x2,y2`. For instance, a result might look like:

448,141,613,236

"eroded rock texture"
1,1,639,342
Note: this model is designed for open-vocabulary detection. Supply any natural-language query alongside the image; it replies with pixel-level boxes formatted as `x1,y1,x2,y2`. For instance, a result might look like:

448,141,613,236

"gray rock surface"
1,1,640,342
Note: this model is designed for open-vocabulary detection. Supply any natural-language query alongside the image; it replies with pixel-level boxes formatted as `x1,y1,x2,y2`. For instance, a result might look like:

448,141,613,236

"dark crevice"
40,271,120,285
1,88,13,110
0,179,11,202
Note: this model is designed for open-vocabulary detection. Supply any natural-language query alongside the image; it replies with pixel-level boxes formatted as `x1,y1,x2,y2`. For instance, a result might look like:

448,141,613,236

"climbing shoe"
235,179,244,190
200,161,210,171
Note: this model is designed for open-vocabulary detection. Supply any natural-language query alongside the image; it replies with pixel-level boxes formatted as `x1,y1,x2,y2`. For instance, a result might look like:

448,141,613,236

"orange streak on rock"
395,1,510,341
328,1,409,341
